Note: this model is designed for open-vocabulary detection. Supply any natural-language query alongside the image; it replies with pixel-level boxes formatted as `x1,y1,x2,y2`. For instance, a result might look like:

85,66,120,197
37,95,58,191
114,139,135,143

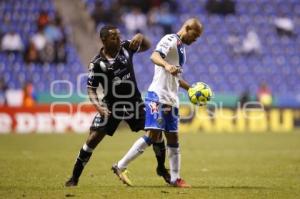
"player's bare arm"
179,79,191,91
129,33,151,52
87,87,111,117
150,51,181,76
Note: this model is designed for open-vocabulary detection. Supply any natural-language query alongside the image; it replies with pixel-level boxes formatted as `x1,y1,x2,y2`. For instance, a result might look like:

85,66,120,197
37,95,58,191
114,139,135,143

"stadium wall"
0,105,299,134
36,92,300,108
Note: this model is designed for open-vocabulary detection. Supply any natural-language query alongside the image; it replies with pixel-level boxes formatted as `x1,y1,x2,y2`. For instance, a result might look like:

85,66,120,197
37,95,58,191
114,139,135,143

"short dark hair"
99,25,117,40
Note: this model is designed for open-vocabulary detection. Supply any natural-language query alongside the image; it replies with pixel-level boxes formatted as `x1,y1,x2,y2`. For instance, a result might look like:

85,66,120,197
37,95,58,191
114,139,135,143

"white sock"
117,136,151,169
168,146,181,183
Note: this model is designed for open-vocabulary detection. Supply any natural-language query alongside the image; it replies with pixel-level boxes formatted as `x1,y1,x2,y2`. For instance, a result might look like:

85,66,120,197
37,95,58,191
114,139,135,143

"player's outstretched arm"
87,87,111,117
150,51,181,76
179,79,191,91
129,33,151,52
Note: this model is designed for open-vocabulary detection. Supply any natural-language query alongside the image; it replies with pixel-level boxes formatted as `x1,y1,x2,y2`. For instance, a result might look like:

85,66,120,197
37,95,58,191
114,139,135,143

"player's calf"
153,139,170,184
65,144,93,187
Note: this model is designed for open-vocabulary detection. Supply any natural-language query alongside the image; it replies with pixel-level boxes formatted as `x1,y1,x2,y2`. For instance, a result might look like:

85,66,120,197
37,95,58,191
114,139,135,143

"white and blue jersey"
148,34,186,108
145,34,185,132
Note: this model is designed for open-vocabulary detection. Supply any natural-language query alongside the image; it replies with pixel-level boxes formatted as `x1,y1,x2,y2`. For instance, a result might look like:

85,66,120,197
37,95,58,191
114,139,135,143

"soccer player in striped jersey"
65,25,170,187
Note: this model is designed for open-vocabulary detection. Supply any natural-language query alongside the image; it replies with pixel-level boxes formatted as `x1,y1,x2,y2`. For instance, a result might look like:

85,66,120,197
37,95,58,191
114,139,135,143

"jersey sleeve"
87,62,104,88
122,40,139,54
155,35,177,58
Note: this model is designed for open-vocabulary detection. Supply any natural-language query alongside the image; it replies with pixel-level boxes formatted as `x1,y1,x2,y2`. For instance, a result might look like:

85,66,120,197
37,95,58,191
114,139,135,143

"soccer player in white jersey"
112,18,203,188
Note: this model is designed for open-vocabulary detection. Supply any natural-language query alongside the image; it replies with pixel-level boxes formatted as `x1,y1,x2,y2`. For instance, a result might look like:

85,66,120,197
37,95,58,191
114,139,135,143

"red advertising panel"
0,104,97,134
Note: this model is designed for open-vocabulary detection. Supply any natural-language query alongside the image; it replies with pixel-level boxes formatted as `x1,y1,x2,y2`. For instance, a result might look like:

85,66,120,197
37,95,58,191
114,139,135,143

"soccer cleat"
111,164,133,186
156,167,171,184
65,177,78,187
171,178,191,188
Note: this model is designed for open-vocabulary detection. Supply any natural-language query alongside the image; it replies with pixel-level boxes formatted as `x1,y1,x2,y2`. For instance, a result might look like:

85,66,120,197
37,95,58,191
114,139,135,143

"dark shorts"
90,100,145,136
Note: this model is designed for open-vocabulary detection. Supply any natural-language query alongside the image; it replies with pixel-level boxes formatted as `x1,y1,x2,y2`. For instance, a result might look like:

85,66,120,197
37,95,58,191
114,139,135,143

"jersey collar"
100,47,120,61
175,34,183,44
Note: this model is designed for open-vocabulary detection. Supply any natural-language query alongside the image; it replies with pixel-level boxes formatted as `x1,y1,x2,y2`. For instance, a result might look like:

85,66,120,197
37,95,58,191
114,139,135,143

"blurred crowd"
206,0,296,57
238,82,273,108
0,78,36,107
0,9,69,107
89,0,178,35
1,10,67,64
88,0,296,55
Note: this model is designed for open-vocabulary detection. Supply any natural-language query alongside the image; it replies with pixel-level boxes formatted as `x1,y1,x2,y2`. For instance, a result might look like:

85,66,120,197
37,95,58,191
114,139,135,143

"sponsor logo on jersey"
113,68,128,76
117,55,128,65
112,73,131,85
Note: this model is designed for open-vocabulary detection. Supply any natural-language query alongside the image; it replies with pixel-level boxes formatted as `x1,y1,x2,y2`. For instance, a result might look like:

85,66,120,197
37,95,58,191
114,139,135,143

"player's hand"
165,64,181,76
97,106,111,117
129,33,143,51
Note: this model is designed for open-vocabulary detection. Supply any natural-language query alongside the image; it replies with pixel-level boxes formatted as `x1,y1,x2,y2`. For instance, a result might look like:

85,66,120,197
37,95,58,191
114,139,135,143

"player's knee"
86,131,105,148
146,131,162,143
166,136,179,147
167,142,179,148
165,132,178,144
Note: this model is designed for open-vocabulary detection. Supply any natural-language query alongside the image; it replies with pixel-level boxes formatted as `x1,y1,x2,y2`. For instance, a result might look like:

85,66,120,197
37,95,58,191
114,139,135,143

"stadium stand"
0,0,86,96
83,0,299,106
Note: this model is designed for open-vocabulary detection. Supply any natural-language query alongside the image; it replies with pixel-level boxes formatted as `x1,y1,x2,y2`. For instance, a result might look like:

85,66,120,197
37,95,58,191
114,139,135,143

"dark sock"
71,148,92,180
152,140,166,169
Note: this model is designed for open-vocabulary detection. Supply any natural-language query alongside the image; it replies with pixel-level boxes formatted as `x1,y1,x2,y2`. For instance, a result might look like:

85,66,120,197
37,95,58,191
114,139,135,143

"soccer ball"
188,82,213,105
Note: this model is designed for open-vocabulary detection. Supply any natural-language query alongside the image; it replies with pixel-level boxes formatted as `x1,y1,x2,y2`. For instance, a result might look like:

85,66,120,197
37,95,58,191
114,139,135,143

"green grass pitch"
0,130,300,199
